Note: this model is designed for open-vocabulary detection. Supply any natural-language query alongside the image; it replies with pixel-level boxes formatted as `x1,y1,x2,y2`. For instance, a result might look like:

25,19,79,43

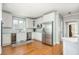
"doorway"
67,22,78,37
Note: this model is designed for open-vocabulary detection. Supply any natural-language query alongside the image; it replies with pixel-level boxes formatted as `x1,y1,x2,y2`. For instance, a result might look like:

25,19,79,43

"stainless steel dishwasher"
27,32,32,41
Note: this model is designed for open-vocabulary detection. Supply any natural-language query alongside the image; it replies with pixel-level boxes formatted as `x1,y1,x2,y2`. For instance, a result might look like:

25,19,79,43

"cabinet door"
16,33,26,43
2,34,11,46
28,20,33,28
26,18,33,28
2,12,12,27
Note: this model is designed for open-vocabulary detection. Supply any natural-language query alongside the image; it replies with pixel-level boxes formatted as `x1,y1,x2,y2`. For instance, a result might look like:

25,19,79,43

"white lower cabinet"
32,32,42,41
16,32,26,43
2,32,27,46
2,34,11,46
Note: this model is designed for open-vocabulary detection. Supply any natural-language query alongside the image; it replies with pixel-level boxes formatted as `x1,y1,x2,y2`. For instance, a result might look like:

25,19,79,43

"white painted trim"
56,42,60,44
2,43,11,46
64,12,79,18
64,19,79,22
12,40,32,47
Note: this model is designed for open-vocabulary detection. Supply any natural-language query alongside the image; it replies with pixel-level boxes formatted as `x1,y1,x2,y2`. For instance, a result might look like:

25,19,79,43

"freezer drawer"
45,34,52,45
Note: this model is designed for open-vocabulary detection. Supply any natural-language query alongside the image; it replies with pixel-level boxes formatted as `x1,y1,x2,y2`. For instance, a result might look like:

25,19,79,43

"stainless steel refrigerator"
42,22,53,45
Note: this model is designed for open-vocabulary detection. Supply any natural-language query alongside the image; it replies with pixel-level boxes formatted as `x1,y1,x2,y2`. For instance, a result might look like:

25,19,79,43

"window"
13,17,26,31
13,19,18,25
19,20,24,24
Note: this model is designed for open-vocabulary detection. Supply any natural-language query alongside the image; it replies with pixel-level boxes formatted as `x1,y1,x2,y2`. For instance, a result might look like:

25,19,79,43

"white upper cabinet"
2,12,12,27
26,18,33,28
25,18,29,28
43,12,55,23
36,12,55,24
25,18,33,32
28,20,33,28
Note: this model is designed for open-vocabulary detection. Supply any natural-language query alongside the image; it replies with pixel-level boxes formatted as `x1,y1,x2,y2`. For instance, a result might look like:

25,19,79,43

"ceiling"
2,3,79,18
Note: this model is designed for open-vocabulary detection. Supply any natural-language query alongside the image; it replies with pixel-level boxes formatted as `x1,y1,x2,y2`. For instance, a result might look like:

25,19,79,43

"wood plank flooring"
2,40,63,55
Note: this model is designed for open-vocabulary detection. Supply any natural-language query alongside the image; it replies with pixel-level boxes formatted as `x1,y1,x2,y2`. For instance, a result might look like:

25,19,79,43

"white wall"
54,12,64,44
0,3,2,54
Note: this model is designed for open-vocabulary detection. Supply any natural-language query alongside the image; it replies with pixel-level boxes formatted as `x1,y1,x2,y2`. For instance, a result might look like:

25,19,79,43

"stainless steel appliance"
42,22,53,45
11,33,16,44
27,32,32,41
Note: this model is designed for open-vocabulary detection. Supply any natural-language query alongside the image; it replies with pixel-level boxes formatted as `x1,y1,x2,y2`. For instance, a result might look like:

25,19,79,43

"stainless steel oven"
42,22,53,46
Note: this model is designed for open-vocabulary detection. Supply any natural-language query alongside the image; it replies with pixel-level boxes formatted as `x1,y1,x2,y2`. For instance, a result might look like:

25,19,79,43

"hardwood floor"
2,40,63,55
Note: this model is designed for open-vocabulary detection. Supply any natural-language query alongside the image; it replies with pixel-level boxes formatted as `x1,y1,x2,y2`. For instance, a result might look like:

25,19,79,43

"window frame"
12,16,26,31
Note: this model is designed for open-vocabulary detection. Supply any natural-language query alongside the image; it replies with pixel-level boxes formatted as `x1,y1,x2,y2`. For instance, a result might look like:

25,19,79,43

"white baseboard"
56,42,60,44
2,43,11,46
53,42,60,46
12,40,32,47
